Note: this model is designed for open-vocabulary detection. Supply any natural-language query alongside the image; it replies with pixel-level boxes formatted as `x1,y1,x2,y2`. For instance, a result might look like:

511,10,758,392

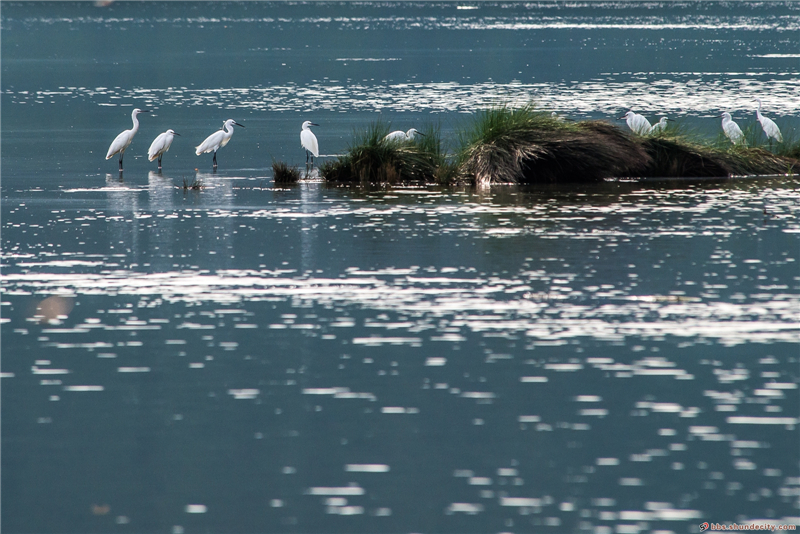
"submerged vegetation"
321,104,800,186
181,177,204,190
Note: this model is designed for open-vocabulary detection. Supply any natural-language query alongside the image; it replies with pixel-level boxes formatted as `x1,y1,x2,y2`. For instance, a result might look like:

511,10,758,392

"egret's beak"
140,110,150,113
617,116,626,120
235,122,245,128
173,132,181,136
417,132,426,136
311,123,320,127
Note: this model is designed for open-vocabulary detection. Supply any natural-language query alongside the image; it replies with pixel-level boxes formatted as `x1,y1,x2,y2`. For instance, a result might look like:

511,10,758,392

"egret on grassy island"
649,117,670,134
106,108,149,171
384,128,425,143
619,111,651,136
721,112,745,145
300,121,319,166
147,129,180,170
195,119,244,168
756,98,783,143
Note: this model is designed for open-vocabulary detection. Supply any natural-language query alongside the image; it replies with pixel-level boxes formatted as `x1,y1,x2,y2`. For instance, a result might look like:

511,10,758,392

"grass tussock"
457,105,651,184
779,142,800,161
640,122,799,177
641,137,795,177
322,104,799,186
721,145,799,176
321,121,447,185
775,127,800,160
272,159,301,184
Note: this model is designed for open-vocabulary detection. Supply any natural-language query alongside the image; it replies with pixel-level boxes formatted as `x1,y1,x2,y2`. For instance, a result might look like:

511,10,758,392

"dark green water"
2,2,799,533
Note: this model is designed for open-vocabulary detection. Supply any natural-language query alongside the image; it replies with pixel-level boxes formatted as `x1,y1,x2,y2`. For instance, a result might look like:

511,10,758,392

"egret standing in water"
384,128,424,143
147,129,180,170
300,121,319,167
195,119,244,168
649,117,670,134
721,112,745,145
106,108,149,171
756,98,783,143
619,111,651,135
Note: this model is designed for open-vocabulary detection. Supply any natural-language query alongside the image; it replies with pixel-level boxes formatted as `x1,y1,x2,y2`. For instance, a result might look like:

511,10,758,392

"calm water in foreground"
2,2,799,533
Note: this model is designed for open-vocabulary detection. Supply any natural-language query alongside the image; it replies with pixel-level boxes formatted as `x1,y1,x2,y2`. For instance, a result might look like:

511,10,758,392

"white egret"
756,98,782,143
619,111,651,135
106,108,149,171
147,129,180,170
649,117,670,134
721,112,745,145
195,119,244,168
300,121,320,166
384,128,425,143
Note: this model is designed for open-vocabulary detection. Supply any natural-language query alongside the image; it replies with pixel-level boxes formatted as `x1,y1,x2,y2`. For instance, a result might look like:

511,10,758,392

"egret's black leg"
158,155,162,170
306,150,310,164
212,152,218,168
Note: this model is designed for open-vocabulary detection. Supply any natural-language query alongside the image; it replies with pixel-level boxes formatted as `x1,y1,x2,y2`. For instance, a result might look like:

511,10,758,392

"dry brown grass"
322,105,800,185
457,105,798,183
457,105,652,184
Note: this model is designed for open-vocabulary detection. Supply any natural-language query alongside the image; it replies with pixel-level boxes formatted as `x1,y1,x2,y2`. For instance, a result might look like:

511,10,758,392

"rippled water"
6,73,800,118
4,1,800,176
2,2,799,533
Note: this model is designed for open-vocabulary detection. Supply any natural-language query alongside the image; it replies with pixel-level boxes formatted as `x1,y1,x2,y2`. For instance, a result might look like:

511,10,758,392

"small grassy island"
312,105,800,186
272,159,301,184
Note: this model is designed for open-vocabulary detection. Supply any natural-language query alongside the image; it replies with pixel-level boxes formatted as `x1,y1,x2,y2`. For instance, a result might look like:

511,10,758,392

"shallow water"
2,2,799,533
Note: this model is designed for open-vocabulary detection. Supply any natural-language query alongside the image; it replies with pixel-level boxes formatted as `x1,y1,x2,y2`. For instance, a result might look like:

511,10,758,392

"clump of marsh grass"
272,159,301,184
321,121,445,184
322,104,799,185
639,123,739,177
411,123,461,185
780,142,800,160
457,104,651,184
721,144,799,176
742,122,767,149
640,135,729,177
775,127,800,160
641,135,796,177
630,119,798,177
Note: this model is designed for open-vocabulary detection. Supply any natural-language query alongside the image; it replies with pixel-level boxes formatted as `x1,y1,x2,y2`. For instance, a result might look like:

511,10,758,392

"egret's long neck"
224,123,235,140
756,100,763,118
131,112,140,134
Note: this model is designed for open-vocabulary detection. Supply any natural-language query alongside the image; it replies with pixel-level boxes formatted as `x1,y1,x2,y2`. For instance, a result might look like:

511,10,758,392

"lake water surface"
2,2,799,533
